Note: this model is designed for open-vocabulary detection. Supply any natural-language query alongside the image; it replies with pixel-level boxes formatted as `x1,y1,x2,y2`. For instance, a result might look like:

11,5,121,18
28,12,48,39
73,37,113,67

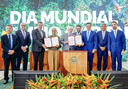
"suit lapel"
103,31,107,41
84,31,87,41
36,29,42,38
24,31,27,40
6,34,10,48
12,34,15,49
88,31,92,42
100,31,103,41
115,30,119,40
20,30,25,40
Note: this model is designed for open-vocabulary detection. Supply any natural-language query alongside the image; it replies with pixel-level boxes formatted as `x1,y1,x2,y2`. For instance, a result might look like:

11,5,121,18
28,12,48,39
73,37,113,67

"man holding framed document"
68,35,83,46
46,28,61,70
32,22,47,71
61,27,74,51
73,25,84,50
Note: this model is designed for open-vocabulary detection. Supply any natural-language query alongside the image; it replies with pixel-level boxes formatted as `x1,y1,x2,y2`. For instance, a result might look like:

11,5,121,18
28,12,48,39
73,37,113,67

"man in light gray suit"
32,22,47,70
61,27,74,51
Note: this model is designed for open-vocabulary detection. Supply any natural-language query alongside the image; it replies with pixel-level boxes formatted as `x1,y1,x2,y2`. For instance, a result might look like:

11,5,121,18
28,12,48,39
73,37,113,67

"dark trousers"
111,51,122,71
32,50,45,70
4,56,17,80
16,50,29,70
88,52,94,75
97,49,108,71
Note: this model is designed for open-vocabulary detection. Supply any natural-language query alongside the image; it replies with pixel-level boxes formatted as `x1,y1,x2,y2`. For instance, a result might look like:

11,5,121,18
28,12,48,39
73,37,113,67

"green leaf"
100,73,103,79
35,75,38,82
103,73,108,80
110,84,121,88
109,76,115,83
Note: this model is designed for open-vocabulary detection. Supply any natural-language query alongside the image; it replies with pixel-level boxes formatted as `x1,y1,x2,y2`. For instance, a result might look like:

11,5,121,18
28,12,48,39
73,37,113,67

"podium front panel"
63,51,87,74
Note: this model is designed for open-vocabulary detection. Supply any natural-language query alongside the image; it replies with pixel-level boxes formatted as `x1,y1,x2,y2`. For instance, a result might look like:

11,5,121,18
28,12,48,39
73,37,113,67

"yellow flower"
46,73,58,87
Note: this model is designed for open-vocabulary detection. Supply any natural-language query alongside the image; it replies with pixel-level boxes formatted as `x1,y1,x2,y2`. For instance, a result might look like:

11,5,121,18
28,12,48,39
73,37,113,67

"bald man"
15,23,31,70
97,24,109,71
61,27,74,51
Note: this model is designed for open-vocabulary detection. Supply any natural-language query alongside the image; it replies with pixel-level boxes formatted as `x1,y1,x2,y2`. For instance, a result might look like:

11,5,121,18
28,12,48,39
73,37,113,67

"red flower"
42,78,46,82
77,80,81,85
55,82,58,85
98,79,102,83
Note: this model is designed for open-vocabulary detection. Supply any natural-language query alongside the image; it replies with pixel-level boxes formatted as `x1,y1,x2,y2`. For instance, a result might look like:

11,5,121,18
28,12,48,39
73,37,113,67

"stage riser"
91,71,128,89
13,71,60,89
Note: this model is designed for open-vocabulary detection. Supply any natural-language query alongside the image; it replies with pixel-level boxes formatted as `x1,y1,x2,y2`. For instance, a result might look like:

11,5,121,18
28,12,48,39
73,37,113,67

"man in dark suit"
108,21,126,71
15,23,31,70
97,24,109,71
73,25,83,50
1,24,19,84
32,22,47,70
82,22,97,74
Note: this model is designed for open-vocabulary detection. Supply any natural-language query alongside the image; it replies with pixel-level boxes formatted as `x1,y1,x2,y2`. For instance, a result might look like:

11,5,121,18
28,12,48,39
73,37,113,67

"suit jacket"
97,31,109,49
15,30,31,52
108,30,126,53
60,33,74,51
73,32,82,50
1,34,20,59
32,28,46,52
82,30,97,52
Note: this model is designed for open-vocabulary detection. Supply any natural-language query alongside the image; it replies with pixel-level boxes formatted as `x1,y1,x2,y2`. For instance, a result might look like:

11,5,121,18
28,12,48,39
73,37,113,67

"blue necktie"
9,35,12,49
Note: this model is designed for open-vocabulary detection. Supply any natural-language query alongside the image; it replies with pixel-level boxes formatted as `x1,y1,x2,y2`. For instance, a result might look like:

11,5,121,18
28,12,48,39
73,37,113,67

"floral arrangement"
26,72,120,89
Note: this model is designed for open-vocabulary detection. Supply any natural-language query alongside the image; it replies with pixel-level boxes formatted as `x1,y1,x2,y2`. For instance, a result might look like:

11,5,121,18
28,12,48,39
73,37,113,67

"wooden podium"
61,51,88,75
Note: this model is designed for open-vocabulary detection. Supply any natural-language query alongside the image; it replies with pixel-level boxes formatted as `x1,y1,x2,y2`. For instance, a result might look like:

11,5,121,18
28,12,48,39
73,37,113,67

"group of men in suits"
1,22,47,84
1,21,126,84
1,23,31,84
61,21,126,74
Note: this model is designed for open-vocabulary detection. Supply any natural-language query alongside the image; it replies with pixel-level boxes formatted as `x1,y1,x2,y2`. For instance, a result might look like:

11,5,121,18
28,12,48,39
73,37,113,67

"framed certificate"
44,37,59,47
68,36,75,46
52,37,59,46
68,35,82,46
44,38,52,47
75,35,82,45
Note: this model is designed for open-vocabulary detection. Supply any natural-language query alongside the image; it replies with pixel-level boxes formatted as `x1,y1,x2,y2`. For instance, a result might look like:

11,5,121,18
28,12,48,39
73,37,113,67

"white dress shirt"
102,31,106,40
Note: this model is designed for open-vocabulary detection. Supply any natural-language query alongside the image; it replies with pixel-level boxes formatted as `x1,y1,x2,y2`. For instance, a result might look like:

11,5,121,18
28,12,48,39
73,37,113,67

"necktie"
114,30,116,38
9,35,12,49
87,31,89,41
23,31,26,39
103,31,105,39
40,30,43,38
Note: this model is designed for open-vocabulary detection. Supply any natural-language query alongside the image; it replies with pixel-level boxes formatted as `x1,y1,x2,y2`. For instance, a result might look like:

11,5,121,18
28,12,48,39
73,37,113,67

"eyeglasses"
21,25,26,26
76,28,81,29
52,30,56,32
